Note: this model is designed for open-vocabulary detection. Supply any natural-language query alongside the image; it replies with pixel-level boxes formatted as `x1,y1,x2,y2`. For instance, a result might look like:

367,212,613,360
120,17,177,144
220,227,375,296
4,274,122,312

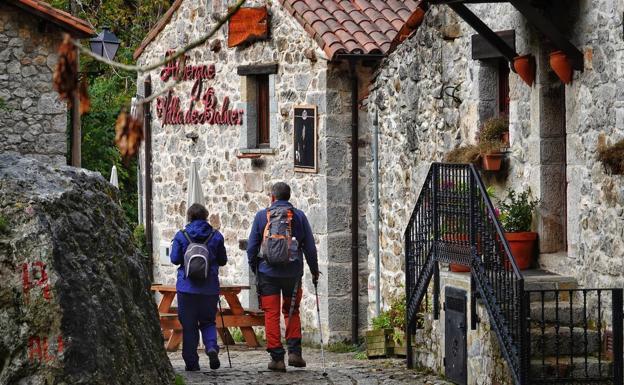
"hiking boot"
207,349,220,370
185,364,200,372
288,353,307,368
268,359,286,372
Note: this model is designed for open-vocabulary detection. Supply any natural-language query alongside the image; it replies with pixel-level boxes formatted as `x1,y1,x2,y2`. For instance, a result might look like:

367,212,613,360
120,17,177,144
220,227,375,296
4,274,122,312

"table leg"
166,331,182,352
217,328,236,345
223,292,260,347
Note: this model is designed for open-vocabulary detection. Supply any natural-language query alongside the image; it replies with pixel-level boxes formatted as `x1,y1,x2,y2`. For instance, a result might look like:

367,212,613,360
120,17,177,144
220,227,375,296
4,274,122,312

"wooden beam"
448,3,518,62
237,63,279,76
472,30,516,60
508,0,583,70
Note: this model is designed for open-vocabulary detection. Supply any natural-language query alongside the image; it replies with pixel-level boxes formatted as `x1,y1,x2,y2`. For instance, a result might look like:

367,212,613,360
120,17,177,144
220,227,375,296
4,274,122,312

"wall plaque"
228,7,269,47
293,105,317,173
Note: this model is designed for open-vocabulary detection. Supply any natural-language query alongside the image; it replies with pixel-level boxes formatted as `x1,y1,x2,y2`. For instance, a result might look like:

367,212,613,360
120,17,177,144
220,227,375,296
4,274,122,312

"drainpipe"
144,76,154,281
373,110,380,317
350,59,359,345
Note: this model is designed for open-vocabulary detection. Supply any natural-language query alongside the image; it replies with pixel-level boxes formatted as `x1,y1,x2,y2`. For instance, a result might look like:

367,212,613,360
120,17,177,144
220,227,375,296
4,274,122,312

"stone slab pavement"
170,346,453,385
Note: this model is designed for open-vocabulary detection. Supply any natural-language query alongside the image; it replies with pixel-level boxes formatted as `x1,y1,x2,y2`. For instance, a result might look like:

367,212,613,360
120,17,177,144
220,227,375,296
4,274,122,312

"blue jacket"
247,200,319,278
170,220,227,295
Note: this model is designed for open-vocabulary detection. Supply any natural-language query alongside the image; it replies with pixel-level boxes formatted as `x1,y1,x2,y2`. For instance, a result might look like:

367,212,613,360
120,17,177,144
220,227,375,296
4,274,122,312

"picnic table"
151,284,264,351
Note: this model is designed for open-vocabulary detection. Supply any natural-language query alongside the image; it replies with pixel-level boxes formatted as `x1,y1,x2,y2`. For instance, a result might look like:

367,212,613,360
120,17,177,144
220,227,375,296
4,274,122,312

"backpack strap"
181,229,192,243
262,209,271,239
205,230,215,245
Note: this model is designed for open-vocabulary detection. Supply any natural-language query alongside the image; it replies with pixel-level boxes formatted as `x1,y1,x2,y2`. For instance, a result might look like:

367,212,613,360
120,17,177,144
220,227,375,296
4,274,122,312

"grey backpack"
182,230,214,281
260,207,299,266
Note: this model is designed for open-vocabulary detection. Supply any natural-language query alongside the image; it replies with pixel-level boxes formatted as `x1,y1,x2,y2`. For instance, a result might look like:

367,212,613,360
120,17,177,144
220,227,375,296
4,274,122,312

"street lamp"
89,27,120,60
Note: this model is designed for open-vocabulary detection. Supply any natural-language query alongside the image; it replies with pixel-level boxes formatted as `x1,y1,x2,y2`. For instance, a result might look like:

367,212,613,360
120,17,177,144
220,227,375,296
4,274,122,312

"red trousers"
258,273,302,360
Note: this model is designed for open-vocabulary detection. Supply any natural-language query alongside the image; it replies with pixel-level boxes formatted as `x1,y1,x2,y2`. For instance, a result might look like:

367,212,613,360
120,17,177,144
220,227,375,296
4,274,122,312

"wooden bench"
151,284,264,351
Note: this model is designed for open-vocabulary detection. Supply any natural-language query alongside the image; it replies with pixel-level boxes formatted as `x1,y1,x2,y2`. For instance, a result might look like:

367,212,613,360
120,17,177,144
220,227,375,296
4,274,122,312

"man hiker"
170,203,227,371
247,182,319,372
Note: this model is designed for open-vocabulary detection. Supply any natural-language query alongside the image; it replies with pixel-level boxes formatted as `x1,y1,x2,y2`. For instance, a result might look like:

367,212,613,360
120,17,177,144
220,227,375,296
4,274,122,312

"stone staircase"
524,270,614,383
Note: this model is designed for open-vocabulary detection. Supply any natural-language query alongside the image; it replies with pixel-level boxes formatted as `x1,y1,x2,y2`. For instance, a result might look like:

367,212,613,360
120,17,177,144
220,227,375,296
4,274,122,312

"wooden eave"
429,0,584,71
133,0,184,60
7,0,95,38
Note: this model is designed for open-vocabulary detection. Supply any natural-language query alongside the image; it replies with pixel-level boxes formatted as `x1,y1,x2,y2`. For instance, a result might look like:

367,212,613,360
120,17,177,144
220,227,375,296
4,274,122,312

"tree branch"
73,0,245,74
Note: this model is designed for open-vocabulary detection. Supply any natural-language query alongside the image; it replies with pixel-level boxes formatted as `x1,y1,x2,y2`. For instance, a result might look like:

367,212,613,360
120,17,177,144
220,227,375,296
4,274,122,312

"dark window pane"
257,75,270,147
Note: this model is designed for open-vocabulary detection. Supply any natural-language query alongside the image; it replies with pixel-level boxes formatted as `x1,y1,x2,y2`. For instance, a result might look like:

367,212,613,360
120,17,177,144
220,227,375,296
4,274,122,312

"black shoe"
185,364,200,371
207,349,220,370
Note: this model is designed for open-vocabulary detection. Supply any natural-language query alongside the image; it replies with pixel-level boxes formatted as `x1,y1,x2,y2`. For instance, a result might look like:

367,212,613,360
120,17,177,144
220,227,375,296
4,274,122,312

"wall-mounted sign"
293,105,317,173
155,50,243,126
228,7,269,47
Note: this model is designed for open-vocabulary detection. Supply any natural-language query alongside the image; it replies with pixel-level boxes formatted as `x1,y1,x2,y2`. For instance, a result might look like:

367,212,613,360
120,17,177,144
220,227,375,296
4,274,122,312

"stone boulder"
0,155,174,385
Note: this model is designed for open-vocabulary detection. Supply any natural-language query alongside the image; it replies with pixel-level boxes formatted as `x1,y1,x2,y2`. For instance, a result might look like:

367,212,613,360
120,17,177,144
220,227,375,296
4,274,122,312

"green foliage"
326,341,359,353
371,292,406,331
133,224,147,254
229,328,245,343
43,0,176,226
0,216,9,235
0,97,6,111
498,189,539,232
479,116,509,142
353,351,367,360
174,375,186,385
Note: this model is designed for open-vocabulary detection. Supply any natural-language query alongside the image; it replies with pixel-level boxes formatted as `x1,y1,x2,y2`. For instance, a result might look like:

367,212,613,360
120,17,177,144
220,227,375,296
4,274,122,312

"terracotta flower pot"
549,50,573,84
481,152,503,171
513,54,535,86
504,231,538,270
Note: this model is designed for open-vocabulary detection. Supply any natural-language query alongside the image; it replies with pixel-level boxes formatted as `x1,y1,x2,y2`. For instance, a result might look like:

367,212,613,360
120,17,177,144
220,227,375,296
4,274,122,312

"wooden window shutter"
257,75,270,147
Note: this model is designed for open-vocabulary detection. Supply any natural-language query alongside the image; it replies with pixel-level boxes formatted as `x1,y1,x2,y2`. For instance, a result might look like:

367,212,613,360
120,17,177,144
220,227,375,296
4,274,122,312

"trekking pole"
314,281,327,376
218,297,232,368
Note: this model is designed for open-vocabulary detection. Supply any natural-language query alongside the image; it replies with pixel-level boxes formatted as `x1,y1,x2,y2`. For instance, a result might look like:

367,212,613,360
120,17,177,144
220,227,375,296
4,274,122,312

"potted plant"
597,136,624,175
479,116,509,147
366,293,409,357
479,140,505,171
444,144,481,165
513,54,536,87
498,188,540,270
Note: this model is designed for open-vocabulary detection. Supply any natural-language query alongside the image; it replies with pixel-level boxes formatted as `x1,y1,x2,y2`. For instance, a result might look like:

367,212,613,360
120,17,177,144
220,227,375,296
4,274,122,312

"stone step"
523,269,578,301
530,356,613,382
529,301,588,326
529,327,601,356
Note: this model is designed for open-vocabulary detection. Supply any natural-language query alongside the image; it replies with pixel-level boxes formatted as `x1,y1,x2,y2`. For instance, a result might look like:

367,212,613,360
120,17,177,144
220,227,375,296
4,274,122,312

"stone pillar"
534,45,567,254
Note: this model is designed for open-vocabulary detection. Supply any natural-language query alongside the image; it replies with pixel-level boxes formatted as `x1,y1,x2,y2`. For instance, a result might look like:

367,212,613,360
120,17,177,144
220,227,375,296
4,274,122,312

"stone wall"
365,0,623,382
0,4,67,166
136,0,370,341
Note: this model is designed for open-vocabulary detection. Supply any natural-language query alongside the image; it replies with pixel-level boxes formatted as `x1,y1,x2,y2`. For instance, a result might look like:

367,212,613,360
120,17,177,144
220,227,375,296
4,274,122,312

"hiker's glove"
312,271,320,286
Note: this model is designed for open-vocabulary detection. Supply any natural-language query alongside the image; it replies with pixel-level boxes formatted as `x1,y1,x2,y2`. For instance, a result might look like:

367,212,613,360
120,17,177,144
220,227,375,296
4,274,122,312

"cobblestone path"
170,346,453,385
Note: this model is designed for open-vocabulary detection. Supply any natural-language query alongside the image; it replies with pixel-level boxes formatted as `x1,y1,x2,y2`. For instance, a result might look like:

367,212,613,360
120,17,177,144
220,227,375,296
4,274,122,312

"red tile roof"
134,1,427,60
7,0,95,38
280,0,427,59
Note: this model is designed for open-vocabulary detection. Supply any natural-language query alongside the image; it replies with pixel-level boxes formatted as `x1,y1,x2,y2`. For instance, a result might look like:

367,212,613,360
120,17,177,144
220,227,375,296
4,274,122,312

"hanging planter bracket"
508,0,584,71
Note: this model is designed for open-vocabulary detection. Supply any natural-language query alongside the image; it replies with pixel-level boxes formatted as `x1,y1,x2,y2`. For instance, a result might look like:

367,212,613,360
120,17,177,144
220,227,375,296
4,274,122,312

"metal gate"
445,287,467,385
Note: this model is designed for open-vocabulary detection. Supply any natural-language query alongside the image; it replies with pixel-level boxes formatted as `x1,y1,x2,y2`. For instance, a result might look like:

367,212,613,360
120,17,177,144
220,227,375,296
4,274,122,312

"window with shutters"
237,65,278,153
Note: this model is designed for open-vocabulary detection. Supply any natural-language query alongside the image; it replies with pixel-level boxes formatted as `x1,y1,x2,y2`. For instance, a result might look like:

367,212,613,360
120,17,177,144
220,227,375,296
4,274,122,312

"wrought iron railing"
405,163,526,382
404,162,624,385
526,288,623,384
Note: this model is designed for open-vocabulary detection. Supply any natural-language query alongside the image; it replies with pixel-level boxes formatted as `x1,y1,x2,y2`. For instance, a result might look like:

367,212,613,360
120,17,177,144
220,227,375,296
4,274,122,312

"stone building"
134,0,425,342
135,0,623,383
0,0,94,166
364,1,624,384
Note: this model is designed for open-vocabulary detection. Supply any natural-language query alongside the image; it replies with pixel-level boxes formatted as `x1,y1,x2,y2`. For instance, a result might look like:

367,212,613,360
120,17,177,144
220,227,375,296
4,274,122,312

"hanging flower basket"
549,50,573,84
513,54,536,86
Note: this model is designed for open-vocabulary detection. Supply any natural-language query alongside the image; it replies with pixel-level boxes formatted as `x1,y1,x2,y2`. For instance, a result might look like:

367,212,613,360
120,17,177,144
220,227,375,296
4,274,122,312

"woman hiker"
170,203,227,371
